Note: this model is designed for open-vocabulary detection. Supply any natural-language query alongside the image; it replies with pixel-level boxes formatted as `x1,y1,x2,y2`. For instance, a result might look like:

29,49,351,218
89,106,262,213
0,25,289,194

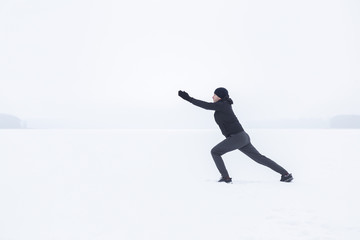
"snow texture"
0,129,359,240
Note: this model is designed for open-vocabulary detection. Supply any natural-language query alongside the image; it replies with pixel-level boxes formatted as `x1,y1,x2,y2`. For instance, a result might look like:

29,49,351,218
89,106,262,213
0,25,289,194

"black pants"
211,131,288,177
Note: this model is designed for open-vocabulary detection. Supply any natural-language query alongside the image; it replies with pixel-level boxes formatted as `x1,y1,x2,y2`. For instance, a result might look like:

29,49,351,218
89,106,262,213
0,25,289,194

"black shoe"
218,176,232,183
280,173,293,182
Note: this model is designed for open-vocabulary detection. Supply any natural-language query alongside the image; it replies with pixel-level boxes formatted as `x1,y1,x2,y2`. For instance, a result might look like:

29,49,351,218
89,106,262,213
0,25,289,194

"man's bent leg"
211,133,248,177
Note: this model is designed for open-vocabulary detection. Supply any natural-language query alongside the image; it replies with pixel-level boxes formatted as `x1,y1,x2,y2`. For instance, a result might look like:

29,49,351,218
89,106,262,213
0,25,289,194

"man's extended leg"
239,143,288,175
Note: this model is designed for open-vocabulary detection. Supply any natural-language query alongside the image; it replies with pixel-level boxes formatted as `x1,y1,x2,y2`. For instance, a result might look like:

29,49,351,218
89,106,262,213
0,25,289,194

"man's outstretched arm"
178,90,222,111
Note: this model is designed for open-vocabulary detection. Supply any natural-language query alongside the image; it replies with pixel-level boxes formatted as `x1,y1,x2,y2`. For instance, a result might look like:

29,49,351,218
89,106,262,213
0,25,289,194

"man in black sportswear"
178,87,293,184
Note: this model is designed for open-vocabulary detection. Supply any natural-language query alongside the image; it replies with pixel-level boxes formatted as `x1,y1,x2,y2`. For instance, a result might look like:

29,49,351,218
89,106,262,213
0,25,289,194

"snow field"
0,129,359,240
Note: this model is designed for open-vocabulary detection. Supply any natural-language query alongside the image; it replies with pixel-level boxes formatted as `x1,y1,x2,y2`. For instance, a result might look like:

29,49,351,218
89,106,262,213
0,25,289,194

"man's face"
212,94,221,102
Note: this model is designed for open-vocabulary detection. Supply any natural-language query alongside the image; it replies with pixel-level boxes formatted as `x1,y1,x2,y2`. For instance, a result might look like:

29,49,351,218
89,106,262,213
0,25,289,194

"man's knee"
211,146,223,156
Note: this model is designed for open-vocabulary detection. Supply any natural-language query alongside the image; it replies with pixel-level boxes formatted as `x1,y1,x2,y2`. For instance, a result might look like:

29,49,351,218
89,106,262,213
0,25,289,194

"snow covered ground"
0,129,359,240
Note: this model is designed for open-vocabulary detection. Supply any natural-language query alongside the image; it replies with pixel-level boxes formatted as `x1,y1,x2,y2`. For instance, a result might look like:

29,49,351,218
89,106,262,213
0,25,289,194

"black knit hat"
214,87,229,99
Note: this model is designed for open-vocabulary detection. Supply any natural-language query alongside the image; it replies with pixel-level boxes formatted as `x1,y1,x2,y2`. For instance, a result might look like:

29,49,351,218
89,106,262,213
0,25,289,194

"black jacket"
189,97,244,137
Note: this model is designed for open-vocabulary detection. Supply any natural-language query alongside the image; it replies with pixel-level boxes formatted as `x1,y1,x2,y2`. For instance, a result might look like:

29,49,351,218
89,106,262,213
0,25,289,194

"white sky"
1,0,359,123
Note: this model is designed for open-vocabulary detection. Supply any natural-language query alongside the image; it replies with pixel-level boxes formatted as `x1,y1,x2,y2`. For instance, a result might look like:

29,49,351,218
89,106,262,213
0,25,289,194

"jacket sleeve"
189,98,223,111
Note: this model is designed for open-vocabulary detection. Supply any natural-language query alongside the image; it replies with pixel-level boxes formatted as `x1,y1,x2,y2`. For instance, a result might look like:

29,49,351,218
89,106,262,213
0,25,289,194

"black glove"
178,90,191,102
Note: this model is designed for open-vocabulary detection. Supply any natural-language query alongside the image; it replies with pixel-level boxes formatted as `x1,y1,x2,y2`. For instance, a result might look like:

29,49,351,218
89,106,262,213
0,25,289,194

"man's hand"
178,90,191,102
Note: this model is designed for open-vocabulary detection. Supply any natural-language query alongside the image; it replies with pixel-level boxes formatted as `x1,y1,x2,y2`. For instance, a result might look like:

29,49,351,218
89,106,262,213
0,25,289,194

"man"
178,87,293,184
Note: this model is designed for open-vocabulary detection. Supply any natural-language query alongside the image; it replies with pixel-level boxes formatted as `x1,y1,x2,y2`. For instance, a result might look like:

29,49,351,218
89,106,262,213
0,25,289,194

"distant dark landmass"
330,115,360,128
0,114,26,129
246,115,360,129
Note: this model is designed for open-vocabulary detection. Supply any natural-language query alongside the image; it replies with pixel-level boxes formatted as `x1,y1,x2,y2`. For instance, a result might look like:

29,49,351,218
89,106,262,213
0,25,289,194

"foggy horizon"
1,111,360,129
1,0,360,127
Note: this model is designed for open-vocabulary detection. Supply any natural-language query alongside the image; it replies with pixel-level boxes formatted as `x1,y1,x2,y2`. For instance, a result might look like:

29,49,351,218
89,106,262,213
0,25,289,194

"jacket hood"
221,96,233,105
